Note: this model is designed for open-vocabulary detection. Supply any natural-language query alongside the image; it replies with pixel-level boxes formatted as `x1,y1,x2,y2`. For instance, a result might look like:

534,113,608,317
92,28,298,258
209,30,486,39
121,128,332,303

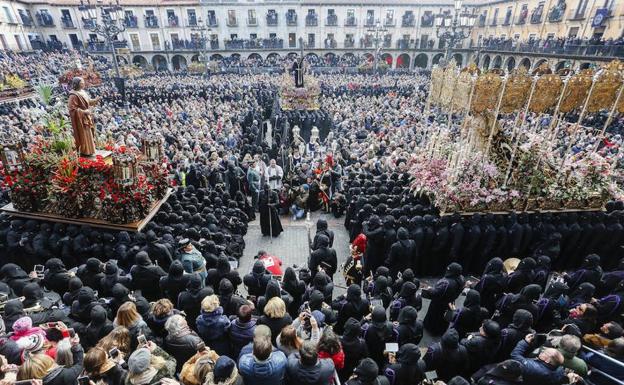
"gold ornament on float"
471,72,503,114
500,68,533,113
586,60,623,113
559,70,593,113
528,74,563,113
462,62,481,75
532,62,553,76
452,71,475,111
429,66,444,106
440,60,458,109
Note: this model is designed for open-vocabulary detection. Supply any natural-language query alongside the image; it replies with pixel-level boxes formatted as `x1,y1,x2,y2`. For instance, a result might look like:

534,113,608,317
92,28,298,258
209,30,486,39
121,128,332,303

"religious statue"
291,125,306,156
307,126,320,158
68,77,100,156
292,58,304,88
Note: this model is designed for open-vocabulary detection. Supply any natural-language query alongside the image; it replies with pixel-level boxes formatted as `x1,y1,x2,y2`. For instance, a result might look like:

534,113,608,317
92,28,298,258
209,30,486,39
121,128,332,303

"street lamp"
191,17,212,72
366,19,388,71
79,0,125,79
435,0,476,65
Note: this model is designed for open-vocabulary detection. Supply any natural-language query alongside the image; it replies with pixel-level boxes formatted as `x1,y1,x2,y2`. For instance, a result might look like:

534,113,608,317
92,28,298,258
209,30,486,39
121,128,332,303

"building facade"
0,0,622,70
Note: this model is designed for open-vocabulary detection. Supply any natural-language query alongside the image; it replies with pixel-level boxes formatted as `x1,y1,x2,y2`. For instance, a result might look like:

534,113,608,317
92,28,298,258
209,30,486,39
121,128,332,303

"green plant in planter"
37,84,54,106
44,113,73,154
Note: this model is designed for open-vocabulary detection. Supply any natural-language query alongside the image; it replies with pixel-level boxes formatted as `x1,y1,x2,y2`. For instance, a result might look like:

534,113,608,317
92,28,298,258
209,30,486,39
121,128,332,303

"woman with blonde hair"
277,325,302,356
114,302,152,350
146,298,179,342
196,295,231,356
125,341,176,385
97,326,132,356
180,349,219,385
83,347,127,385
258,296,292,345
18,333,85,385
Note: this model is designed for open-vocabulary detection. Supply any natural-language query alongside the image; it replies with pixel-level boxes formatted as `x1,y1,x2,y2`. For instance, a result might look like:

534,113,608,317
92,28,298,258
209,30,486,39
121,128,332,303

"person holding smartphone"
509,333,567,385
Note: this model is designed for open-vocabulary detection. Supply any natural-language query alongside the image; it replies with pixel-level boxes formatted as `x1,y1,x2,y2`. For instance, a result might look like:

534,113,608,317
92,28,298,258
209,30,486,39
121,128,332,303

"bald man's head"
539,347,564,366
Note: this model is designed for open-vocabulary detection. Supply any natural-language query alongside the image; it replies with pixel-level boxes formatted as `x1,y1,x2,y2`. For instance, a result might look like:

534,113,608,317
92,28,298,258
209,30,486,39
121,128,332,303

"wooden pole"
503,75,538,187
484,73,508,159
592,82,624,153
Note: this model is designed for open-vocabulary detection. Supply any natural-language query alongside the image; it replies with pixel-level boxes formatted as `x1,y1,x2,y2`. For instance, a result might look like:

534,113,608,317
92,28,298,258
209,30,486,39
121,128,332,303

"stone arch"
118,56,128,65
452,53,463,67
414,53,428,69
324,52,337,65
381,53,393,66
152,54,168,71
191,54,200,62
555,60,571,72
210,54,224,61
396,53,410,69
432,53,444,66
482,54,491,70
230,53,241,60
287,52,298,60
362,53,374,63
248,53,263,65
340,52,355,65
519,57,531,70
267,52,281,64
171,55,187,71
492,55,503,69
505,57,516,72
132,55,148,68
533,58,548,71
579,62,592,70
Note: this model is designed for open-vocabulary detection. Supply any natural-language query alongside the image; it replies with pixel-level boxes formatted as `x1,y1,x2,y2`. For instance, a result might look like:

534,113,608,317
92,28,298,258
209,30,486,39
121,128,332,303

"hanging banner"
592,8,609,28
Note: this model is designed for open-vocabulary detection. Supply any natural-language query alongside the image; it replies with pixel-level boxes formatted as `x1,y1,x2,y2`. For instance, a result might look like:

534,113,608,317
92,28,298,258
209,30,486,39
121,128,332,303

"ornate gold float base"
0,188,172,232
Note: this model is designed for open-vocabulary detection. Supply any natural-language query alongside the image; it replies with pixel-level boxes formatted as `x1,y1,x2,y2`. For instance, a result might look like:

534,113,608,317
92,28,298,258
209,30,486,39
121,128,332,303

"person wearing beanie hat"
205,356,243,385
475,359,524,385
126,342,176,385
383,343,425,385
423,328,468,382
11,316,46,342
346,358,389,385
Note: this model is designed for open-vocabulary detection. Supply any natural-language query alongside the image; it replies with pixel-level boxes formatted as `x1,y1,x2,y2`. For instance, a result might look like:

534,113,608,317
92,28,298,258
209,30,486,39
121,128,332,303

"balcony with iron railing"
530,8,543,24
286,12,297,26
266,14,278,26
224,37,283,49
326,14,338,26
144,15,159,28
364,18,375,27
167,15,179,27
247,17,257,26
421,15,434,27
384,18,395,27
401,16,415,27
397,38,411,50
345,17,357,26
61,17,75,28
502,15,512,25
19,13,33,27
207,16,218,27
477,41,624,58
306,15,318,26
35,13,54,27
187,16,197,26
344,38,355,48
324,39,337,48
124,15,138,28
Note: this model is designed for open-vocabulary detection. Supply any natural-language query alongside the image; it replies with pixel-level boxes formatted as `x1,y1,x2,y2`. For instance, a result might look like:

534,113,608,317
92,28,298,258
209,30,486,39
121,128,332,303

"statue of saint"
292,58,304,88
68,77,100,156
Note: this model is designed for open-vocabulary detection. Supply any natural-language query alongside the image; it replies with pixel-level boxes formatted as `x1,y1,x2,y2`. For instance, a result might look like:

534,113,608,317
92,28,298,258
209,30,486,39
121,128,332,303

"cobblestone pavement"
239,210,454,348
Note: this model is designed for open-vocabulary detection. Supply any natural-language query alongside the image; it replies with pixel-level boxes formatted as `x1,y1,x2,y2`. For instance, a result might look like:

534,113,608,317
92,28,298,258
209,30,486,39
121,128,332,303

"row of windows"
16,7,440,29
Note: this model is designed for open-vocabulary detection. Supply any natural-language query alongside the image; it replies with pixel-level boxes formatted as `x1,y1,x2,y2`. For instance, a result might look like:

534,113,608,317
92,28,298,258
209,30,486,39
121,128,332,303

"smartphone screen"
137,334,147,346
229,260,239,270
385,343,399,353
109,348,119,358
34,265,44,273
77,376,90,385
425,371,438,381
370,298,383,308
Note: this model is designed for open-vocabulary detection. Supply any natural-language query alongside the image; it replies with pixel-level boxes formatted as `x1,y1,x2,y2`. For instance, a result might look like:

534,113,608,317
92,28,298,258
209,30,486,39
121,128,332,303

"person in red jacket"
317,328,345,371
342,233,366,286
256,250,283,277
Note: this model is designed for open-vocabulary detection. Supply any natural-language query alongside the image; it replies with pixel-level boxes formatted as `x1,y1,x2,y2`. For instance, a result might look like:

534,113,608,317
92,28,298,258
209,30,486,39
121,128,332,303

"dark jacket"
423,329,468,382
88,364,127,385
129,252,167,302
286,354,335,385
164,329,203,373
229,318,257,358
159,261,191,304
258,314,293,346
177,275,214,327
42,344,84,385
332,285,370,335
510,340,566,385
196,306,231,356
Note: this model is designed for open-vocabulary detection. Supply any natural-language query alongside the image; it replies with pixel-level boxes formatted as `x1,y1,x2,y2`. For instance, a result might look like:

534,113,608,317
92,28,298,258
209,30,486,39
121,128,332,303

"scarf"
130,367,158,385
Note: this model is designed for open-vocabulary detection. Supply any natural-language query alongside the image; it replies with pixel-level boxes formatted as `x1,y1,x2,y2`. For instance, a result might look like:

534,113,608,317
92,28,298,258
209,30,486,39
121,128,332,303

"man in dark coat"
363,215,384,277
309,234,337,281
311,219,334,250
243,260,272,298
159,260,191,304
422,262,465,336
423,328,469,382
130,251,167,301
385,227,415,279
76,257,105,293
142,230,173,270
259,184,283,237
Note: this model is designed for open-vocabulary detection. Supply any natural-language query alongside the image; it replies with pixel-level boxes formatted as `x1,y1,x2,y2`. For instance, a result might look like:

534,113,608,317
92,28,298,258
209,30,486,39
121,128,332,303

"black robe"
259,189,283,237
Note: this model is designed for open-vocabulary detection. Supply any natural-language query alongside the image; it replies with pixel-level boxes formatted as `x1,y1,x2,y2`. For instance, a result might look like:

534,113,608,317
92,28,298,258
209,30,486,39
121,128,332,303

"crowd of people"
0,49,623,385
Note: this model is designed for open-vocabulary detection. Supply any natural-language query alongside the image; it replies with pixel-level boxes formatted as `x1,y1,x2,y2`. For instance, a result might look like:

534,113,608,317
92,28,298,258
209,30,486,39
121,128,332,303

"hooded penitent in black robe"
258,185,283,237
